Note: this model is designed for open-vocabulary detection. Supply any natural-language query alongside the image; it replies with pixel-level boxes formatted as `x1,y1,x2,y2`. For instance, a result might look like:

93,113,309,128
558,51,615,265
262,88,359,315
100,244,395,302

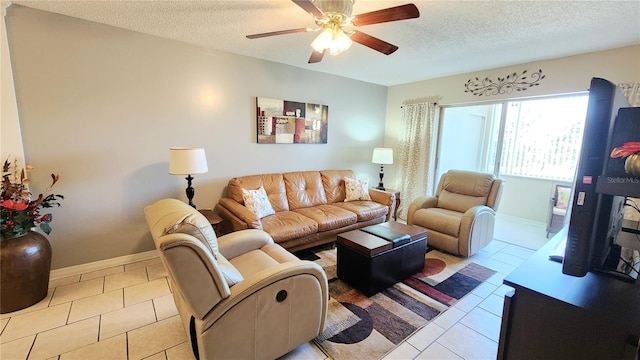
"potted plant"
1,157,63,313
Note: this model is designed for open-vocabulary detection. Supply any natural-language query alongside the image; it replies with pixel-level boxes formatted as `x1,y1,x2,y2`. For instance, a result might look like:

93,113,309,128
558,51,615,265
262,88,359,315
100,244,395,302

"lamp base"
376,165,386,191
185,175,196,208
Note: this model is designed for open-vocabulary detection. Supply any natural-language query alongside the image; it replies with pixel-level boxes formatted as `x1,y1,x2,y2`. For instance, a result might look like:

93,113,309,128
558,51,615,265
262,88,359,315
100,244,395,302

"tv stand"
498,227,640,359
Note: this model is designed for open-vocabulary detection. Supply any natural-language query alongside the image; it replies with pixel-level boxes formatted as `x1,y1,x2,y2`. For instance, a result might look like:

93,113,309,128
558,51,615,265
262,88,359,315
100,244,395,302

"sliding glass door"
435,94,588,223
436,104,502,183
437,95,588,182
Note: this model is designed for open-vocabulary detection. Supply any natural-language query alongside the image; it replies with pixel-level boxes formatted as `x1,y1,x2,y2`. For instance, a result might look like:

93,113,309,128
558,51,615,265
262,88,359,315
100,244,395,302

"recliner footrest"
361,224,411,247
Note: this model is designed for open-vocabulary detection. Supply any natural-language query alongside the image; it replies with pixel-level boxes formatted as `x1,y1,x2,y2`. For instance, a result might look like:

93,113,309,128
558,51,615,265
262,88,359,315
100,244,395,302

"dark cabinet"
498,228,640,359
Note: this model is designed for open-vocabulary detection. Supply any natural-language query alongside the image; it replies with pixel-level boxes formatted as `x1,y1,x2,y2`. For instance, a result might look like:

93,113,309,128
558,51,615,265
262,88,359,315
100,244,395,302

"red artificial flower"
0,199,27,211
611,141,640,159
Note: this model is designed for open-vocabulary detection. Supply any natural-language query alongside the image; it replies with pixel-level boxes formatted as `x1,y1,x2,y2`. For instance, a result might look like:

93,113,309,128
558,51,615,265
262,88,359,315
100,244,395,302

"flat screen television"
562,77,637,279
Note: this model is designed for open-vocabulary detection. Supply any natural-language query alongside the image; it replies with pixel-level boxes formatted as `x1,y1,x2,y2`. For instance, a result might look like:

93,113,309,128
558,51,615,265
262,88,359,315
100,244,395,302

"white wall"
385,45,640,223
4,5,388,269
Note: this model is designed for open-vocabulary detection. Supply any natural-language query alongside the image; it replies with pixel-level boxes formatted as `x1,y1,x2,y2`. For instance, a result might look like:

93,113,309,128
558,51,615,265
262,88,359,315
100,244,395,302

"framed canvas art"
257,97,328,144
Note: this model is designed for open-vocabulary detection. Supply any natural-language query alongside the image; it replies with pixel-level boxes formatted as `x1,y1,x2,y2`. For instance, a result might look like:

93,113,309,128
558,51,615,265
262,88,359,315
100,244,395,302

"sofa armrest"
216,198,262,231
217,229,274,259
201,260,328,332
407,196,438,225
369,188,395,207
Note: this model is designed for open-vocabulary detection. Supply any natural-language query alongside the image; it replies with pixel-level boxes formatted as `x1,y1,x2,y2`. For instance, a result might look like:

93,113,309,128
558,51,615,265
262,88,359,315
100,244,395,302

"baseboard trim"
50,250,159,280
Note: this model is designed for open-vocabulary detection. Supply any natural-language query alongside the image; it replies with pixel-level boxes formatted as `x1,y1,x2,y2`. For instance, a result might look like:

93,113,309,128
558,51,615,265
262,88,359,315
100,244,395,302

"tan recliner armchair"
144,198,328,360
407,170,504,257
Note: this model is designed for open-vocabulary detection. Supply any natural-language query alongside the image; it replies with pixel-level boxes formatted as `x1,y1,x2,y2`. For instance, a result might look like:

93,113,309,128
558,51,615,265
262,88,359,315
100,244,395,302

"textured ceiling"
10,0,640,86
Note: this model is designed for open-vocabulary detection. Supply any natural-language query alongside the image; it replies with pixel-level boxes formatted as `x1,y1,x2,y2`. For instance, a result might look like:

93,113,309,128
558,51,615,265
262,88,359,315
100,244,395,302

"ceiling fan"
246,0,419,64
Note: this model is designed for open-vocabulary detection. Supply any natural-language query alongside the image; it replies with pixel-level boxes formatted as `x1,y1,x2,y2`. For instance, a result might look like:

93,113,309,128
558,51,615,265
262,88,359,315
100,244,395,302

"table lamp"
372,147,393,190
169,147,208,208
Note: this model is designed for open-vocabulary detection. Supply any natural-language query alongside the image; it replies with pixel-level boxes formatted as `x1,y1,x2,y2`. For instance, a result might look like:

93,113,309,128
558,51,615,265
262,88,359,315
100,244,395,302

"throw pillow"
556,186,572,210
242,186,276,218
344,177,371,201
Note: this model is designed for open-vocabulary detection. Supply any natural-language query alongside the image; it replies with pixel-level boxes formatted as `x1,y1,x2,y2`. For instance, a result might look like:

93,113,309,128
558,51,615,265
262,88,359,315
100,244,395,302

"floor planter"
1,231,52,313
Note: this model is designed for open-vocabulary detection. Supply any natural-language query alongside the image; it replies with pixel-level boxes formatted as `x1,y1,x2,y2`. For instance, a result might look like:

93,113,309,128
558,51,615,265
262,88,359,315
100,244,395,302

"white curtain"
392,102,438,220
618,82,640,106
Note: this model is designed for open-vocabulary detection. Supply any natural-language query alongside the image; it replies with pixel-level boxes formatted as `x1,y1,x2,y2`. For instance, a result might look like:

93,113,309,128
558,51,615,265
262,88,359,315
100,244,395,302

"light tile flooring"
0,220,547,360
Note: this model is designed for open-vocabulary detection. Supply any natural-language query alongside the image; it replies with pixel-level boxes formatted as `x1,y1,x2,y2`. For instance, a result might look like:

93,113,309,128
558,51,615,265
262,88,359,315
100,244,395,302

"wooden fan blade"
352,3,419,26
292,0,324,19
246,28,314,39
308,49,325,63
349,30,398,55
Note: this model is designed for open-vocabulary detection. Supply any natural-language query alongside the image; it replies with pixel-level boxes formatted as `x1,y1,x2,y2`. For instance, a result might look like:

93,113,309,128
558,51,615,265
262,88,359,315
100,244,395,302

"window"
437,94,589,184
499,95,588,181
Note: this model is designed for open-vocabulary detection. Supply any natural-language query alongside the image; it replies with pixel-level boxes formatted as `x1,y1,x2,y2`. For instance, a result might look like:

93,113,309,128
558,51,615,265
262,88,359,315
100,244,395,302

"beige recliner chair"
144,198,328,360
407,170,504,257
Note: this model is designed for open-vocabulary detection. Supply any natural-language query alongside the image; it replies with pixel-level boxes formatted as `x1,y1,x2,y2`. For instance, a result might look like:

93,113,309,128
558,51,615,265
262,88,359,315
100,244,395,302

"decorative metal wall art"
464,69,546,97
257,97,328,144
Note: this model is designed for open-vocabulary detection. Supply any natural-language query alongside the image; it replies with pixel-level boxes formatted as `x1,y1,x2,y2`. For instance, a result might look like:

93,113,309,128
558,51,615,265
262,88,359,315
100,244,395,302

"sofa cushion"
284,171,328,210
293,204,358,232
344,177,372,201
230,248,280,280
320,170,354,203
241,186,275,218
228,173,289,212
331,200,388,222
260,211,319,242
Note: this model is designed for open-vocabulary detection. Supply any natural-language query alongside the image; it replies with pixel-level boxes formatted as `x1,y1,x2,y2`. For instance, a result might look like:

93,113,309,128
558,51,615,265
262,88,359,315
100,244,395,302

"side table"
385,189,401,221
198,209,223,237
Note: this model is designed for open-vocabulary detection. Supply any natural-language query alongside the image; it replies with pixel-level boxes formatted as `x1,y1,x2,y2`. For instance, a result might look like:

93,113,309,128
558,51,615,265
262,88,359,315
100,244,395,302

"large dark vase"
1,231,52,313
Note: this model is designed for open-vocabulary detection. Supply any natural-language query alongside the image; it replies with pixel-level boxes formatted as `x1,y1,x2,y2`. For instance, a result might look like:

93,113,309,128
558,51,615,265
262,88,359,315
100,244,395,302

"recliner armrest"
459,205,497,256
407,196,438,225
201,260,328,332
462,204,496,219
217,229,274,259
158,233,231,319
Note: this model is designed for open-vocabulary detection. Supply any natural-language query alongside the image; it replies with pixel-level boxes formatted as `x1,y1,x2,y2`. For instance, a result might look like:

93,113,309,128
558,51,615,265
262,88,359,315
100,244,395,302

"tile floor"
0,220,547,360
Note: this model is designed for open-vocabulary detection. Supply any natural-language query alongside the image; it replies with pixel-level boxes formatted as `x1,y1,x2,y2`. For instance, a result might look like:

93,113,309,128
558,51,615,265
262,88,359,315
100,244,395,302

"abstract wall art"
256,97,328,144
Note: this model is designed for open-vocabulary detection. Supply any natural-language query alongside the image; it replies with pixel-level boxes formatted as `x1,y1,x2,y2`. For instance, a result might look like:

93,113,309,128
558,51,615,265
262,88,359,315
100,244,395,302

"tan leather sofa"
215,170,395,252
144,198,328,360
407,170,504,257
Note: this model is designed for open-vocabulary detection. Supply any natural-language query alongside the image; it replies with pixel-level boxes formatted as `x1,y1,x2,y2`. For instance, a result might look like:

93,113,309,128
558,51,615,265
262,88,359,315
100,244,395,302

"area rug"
297,246,496,360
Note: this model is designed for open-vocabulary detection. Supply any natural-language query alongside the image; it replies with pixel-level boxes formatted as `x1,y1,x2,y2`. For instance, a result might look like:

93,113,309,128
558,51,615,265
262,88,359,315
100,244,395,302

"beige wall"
4,5,388,269
5,4,640,267
1,1,24,165
385,45,640,222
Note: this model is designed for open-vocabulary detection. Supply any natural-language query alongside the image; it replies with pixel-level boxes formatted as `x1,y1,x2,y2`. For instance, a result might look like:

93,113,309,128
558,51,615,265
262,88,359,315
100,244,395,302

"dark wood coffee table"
336,222,427,296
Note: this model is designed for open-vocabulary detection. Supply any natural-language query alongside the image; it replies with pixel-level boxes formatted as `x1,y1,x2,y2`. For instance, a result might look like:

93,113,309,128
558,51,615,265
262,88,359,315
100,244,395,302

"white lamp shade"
169,147,208,175
372,148,393,165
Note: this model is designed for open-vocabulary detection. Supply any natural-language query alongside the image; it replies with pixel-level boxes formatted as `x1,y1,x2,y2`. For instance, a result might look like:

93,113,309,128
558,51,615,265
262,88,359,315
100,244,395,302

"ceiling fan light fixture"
311,28,352,56
312,0,354,17
329,29,352,55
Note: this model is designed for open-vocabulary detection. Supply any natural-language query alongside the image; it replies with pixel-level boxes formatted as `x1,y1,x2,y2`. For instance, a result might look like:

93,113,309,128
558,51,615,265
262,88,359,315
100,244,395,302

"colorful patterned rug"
297,246,496,360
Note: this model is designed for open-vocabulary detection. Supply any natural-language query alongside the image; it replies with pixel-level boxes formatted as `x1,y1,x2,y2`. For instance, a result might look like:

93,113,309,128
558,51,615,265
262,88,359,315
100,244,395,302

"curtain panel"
618,82,640,107
392,102,438,220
